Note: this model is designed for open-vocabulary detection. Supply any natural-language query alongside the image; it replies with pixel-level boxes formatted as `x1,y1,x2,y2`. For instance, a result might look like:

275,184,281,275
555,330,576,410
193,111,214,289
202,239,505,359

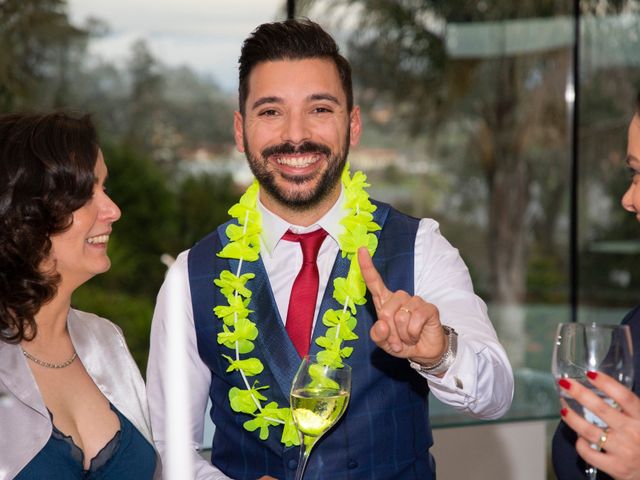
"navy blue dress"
15,403,156,479
552,304,640,479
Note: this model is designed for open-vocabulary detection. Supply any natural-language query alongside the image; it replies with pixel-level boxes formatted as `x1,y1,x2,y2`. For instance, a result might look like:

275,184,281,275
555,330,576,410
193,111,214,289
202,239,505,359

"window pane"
578,2,640,321
304,0,576,424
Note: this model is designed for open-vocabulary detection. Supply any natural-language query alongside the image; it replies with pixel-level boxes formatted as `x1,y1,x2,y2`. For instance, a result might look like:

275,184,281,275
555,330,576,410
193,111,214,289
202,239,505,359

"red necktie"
282,228,328,357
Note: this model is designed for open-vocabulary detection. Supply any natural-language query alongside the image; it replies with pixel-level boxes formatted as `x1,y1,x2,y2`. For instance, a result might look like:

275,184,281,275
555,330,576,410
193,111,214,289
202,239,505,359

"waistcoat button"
348,460,358,469
288,459,298,470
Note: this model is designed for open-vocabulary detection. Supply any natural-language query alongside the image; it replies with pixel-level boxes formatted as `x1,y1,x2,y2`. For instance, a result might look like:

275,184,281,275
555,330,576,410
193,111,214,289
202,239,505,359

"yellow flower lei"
214,163,380,447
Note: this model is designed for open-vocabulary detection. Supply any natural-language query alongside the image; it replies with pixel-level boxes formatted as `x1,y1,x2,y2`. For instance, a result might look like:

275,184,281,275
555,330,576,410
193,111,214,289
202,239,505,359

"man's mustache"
261,141,331,158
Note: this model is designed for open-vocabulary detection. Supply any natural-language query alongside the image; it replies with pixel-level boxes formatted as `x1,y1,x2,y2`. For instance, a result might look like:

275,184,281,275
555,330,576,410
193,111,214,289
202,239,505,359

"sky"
67,0,285,92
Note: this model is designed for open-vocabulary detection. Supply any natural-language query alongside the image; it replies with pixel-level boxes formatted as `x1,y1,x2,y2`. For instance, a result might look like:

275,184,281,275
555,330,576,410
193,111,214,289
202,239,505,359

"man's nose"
281,111,311,145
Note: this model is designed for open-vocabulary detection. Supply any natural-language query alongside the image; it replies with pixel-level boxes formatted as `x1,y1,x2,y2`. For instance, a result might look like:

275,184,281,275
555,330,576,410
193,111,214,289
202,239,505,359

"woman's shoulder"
69,308,125,340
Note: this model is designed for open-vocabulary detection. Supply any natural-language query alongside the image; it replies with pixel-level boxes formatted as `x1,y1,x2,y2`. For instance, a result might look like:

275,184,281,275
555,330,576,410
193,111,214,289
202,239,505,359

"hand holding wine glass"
552,323,634,480
559,370,640,480
290,355,351,480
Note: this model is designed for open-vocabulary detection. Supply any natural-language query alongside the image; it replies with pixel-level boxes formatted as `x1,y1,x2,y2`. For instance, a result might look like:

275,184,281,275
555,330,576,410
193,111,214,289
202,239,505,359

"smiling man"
147,19,514,480
236,57,356,224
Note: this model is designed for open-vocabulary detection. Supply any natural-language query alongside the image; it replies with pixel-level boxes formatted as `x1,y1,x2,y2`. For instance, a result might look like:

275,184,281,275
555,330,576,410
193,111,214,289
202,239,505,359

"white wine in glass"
552,322,634,480
290,355,351,480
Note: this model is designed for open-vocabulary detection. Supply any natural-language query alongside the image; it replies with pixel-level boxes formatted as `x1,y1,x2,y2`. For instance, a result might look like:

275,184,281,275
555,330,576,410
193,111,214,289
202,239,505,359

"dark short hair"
238,18,353,115
0,111,98,343
637,90,640,114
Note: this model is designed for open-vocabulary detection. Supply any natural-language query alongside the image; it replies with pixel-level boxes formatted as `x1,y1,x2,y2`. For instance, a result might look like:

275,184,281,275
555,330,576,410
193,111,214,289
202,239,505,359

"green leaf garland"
213,163,380,447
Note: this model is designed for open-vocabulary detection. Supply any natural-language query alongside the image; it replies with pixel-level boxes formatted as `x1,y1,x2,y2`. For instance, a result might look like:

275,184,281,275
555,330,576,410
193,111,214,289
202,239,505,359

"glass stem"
294,435,316,480
586,464,597,480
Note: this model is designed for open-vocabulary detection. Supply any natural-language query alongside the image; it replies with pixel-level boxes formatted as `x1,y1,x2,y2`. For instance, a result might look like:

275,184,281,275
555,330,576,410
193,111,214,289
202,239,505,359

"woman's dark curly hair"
0,111,99,343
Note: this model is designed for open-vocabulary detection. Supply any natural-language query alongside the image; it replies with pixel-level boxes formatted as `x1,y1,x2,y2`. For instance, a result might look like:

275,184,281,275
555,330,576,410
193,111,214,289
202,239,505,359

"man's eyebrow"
251,96,282,110
309,93,340,104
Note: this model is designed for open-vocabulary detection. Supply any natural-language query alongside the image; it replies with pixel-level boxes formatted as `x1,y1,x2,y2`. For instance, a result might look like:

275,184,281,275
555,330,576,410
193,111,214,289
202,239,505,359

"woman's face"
621,114,640,220
47,150,121,290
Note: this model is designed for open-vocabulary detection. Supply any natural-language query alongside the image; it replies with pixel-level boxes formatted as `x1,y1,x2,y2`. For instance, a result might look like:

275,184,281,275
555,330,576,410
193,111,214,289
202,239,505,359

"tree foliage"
0,0,241,370
0,0,89,110
176,172,240,249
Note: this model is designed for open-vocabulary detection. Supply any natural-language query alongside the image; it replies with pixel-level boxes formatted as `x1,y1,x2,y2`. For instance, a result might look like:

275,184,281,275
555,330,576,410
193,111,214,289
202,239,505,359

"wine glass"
289,355,351,480
552,322,634,480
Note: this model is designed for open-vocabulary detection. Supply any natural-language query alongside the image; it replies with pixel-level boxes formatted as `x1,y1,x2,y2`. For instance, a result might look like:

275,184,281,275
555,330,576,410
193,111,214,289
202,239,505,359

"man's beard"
243,133,350,211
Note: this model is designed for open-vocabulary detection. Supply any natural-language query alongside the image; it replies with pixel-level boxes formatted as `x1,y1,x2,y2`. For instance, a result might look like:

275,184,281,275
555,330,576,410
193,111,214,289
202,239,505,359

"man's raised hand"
357,247,447,366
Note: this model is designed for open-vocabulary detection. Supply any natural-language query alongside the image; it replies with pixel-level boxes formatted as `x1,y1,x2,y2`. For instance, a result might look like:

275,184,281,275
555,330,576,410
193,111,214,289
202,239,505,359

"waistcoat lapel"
309,201,390,355
308,253,350,357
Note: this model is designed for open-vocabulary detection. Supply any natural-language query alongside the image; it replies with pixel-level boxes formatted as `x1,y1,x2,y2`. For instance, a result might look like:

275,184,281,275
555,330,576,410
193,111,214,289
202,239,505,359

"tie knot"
282,228,328,263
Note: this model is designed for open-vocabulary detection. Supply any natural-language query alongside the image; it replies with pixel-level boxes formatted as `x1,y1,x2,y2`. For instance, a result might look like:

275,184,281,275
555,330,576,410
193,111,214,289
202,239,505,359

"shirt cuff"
422,336,478,406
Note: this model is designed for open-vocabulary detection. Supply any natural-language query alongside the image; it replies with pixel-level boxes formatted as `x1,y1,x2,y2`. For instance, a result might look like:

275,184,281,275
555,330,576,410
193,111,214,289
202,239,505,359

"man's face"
234,58,361,213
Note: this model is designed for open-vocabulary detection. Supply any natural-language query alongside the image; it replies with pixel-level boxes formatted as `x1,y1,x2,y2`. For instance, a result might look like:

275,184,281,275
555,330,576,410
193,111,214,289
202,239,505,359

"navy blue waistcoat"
188,200,434,480
552,304,640,480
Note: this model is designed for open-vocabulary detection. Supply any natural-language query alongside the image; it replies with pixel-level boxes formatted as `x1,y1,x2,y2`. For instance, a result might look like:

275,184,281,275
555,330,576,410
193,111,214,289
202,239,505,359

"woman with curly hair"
0,111,159,479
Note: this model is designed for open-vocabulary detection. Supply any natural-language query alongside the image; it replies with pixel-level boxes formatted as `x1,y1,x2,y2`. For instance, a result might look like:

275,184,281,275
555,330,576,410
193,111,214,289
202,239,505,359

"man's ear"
349,106,362,147
234,111,245,153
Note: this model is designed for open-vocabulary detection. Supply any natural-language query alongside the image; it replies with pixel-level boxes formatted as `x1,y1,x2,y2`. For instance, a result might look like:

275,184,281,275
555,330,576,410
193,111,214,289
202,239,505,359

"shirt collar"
258,186,347,256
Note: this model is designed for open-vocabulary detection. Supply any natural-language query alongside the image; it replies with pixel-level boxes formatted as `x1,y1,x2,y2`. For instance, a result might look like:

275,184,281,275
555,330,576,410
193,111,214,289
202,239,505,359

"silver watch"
409,325,458,375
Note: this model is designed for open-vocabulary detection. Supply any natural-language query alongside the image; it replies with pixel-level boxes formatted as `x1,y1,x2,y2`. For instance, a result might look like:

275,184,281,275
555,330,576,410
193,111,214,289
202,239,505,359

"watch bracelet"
411,325,457,375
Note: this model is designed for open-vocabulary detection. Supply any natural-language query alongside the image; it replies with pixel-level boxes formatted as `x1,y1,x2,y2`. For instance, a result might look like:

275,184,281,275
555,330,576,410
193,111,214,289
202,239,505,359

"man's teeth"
87,235,109,244
276,155,318,167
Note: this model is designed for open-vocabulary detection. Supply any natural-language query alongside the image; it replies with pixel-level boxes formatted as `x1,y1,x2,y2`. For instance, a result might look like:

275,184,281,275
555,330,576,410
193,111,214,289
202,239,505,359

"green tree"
123,40,167,159
175,172,241,249
0,0,89,111
162,67,235,147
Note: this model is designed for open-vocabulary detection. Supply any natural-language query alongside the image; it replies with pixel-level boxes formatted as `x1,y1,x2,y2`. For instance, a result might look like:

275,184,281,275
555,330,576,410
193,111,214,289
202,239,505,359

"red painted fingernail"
558,378,571,390
560,408,568,417
586,371,598,380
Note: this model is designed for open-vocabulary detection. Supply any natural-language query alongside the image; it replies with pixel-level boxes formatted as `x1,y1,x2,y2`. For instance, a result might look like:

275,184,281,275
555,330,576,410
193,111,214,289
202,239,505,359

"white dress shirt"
146,189,514,480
